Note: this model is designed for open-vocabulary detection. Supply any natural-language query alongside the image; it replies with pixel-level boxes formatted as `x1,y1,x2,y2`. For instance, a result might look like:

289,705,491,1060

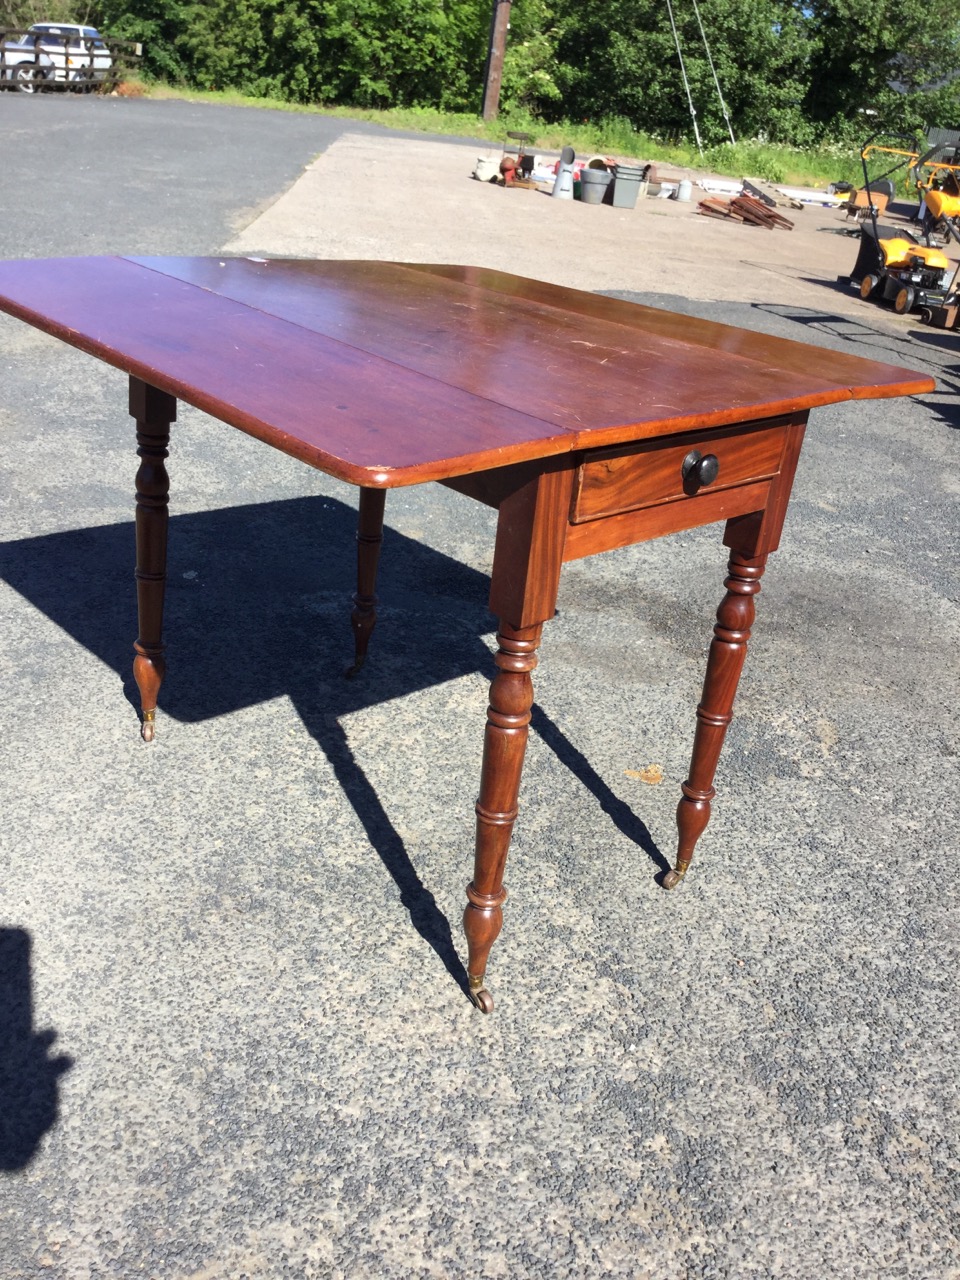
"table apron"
562,479,773,561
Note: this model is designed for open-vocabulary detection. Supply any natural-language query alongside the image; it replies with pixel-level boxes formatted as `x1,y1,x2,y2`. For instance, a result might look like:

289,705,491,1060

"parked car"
20,23,112,88
0,38,55,92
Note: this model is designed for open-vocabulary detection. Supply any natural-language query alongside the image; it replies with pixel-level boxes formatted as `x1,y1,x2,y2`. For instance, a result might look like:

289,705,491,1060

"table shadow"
0,928,73,1172
530,706,668,876
0,494,666,998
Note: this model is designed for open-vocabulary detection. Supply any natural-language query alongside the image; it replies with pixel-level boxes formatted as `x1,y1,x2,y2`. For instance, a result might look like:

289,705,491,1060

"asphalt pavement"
0,93,958,1279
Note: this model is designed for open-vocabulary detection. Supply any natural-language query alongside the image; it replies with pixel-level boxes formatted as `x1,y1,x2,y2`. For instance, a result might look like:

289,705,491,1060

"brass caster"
141,710,156,743
469,976,494,1013
662,859,691,891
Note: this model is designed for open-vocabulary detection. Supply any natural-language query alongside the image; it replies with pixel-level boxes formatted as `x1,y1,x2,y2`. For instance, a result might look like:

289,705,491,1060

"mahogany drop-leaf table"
0,257,933,1013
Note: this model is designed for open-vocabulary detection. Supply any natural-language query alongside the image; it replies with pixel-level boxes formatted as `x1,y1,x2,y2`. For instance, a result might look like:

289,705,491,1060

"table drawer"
571,419,790,523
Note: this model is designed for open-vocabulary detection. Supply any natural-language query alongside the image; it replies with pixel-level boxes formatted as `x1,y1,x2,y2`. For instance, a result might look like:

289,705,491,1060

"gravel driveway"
1,94,958,1279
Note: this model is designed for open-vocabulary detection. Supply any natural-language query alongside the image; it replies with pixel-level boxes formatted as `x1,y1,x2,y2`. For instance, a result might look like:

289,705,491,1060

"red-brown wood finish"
665,551,767,889
571,418,789,523
346,487,387,677
465,462,573,1010
0,257,937,1013
659,413,809,884
0,257,932,487
466,622,542,1013
129,377,176,741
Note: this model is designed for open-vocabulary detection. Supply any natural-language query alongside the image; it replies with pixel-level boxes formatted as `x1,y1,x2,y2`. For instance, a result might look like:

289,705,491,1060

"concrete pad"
224,132,950,333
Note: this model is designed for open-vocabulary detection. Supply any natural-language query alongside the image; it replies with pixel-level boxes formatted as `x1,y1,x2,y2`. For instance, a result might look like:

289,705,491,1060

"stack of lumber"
697,193,795,229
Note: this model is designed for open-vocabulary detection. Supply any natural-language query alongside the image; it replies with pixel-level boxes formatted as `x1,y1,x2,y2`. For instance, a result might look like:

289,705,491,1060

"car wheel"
69,69,91,92
14,65,40,94
859,274,880,300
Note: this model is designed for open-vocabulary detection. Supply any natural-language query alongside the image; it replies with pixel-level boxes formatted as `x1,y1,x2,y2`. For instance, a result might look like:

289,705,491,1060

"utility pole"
481,0,512,121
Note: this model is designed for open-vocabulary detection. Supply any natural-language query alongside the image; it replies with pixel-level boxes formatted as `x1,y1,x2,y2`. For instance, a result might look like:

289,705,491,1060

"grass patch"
141,83,867,189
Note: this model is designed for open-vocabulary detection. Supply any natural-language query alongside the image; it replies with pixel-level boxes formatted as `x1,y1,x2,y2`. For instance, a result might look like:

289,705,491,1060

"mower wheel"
894,285,916,315
859,274,881,300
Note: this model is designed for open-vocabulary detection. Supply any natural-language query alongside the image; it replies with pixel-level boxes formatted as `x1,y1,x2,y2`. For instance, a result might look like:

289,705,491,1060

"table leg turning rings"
665,550,767,890
130,379,176,743
127,376,779,1013
0,259,930,1017
464,622,542,1012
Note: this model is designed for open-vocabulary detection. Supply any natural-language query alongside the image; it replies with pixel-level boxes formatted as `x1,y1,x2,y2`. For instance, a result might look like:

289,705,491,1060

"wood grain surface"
0,256,934,487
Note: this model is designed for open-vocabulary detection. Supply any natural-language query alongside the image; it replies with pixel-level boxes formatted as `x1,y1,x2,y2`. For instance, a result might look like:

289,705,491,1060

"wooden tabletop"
0,256,934,487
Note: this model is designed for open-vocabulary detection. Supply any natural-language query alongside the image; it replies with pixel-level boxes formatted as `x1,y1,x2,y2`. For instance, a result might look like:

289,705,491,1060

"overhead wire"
664,0,704,157
690,0,736,144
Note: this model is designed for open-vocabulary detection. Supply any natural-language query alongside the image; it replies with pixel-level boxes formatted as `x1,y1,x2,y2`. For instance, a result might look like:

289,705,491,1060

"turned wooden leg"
464,621,542,1013
665,550,768,889
130,378,176,741
345,487,386,677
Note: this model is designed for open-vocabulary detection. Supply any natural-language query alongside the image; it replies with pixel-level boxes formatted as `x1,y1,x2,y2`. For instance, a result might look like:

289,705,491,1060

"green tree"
99,0,490,107
497,0,562,112
802,0,960,135
97,0,193,80
1,0,100,27
546,0,810,145
81,0,960,145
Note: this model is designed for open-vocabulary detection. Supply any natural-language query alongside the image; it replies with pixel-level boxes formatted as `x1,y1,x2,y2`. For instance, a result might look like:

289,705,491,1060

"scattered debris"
844,187,889,221
472,156,500,183
624,764,664,785
742,179,776,207
739,180,803,210
698,177,743,196
697,193,795,229
769,185,847,207
925,303,959,328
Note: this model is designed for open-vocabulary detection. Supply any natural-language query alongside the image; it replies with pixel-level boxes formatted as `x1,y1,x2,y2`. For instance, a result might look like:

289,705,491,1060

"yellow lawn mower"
849,133,956,316
916,162,960,242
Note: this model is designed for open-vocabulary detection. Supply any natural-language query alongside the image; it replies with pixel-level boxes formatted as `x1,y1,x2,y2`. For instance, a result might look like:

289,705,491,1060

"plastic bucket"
580,168,612,205
611,165,646,209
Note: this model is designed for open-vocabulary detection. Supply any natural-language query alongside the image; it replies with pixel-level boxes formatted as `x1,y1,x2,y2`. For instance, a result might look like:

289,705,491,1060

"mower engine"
894,247,950,287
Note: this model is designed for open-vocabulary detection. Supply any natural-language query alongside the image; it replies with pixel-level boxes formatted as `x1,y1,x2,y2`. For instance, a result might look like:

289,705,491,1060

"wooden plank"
400,264,929,404
128,256,865,442
0,257,936,490
0,256,573,487
563,481,773,559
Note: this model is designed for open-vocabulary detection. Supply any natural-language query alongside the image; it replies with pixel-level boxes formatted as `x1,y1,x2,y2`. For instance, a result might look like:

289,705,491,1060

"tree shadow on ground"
0,929,73,1172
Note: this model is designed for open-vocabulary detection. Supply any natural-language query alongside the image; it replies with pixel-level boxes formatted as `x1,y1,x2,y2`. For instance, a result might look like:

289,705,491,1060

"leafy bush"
60,0,960,156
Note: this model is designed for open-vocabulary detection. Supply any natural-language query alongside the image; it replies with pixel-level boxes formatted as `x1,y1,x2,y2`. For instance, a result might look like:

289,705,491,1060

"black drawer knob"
682,449,720,488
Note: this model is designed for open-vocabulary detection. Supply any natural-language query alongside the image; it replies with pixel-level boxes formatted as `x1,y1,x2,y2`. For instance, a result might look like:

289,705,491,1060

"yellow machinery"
916,164,960,239
850,134,956,315
854,231,951,313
